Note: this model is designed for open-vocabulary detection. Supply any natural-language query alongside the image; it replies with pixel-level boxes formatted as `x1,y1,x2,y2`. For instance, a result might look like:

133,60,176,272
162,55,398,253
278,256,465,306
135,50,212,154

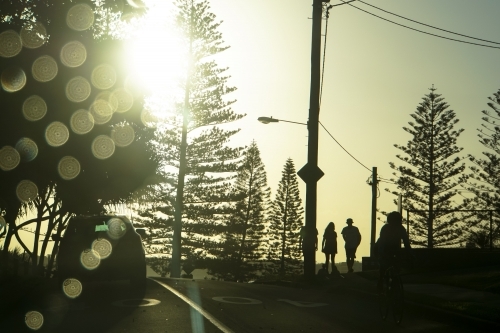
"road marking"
277,299,328,307
112,298,161,307
151,278,235,333
212,297,262,304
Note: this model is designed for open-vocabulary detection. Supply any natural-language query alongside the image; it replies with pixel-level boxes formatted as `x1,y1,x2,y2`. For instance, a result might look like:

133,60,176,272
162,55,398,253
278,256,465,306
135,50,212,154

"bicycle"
379,264,404,325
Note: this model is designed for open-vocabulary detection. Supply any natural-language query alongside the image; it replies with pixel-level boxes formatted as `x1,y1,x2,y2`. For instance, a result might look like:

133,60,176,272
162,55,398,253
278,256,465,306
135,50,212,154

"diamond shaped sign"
297,163,324,183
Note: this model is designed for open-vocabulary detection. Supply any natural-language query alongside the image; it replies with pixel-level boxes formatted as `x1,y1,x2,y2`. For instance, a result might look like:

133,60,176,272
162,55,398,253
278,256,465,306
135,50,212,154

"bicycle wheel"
379,272,390,320
391,275,404,325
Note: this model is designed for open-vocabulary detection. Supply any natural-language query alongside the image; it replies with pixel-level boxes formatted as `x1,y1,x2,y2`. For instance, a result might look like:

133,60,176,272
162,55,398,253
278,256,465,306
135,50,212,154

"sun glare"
123,1,187,106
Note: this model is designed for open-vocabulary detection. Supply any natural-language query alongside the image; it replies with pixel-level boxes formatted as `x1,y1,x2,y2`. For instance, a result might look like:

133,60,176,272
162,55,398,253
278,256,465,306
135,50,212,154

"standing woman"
322,222,337,274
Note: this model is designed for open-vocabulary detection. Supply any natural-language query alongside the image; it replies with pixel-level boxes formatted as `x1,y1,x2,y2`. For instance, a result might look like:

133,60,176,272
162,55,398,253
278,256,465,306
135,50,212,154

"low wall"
362,248,500,271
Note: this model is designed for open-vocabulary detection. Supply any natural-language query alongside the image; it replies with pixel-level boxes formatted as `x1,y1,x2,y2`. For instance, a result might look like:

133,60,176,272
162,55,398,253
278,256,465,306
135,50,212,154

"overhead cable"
355,0,500,45
319,121,371,172
338,0,500,49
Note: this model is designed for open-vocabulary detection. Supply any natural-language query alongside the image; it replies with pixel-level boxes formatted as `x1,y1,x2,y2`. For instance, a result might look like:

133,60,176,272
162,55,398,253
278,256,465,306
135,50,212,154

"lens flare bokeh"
20,22,47,49
62,278,83,299
140,108,158,128
1,67,26,92
25,311,44,330
58,156,81,180
0,30,22,58
89,99,113,125
66,3,95,31
111,88,134,113
111,124,135,147
0,146,21,171
32,55,58,82
22,95,47,121
92,238,112,259
66,76,91,102
15,138,38,162
70,109,94,134
45,122,69,147
91,64,117,90
107,217,127,240
91,135,115,159
60,41,87,68
80,249,100,270
16,180,38,203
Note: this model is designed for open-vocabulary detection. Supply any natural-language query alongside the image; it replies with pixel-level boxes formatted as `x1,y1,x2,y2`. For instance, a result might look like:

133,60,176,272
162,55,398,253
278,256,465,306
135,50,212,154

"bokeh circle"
89,99,113,125
20,22,47,49
15,138,38,162
91,135,115,159
1,67,26,92
58,156,81,180
32,55,58,82
0,146,21,171
92,238,112,259
70,109,94,134
0,30,22,58
22,95,47,121
66,76,91,102
45,122,69,147
60,41,87,67
91,64,117,90
25,311,44,330
111,88,134,113
62,278,83,299
16,180,38,203
111,125,135,147
67,4,95,31
80,249,100,270
107,217,127,240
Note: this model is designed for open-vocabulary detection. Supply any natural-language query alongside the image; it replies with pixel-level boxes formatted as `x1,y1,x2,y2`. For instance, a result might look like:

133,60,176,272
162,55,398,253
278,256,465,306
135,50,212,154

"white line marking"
212,296,262,304
277,299,329,307
151,278,235,333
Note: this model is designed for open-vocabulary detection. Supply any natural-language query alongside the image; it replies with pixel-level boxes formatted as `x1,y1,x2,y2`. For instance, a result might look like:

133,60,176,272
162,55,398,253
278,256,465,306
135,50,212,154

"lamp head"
258,117,279,124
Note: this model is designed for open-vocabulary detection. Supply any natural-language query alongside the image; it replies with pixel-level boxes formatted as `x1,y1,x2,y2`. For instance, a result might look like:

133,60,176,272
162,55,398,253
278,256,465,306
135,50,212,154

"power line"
319,6,330,110
338,0,500,49
354,0,500,45
319,121,371,172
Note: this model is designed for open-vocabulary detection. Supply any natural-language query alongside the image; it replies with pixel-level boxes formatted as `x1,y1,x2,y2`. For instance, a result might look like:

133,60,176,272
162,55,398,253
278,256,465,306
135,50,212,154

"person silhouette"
321,222,337,274
299,225,318,258
341,218,361,273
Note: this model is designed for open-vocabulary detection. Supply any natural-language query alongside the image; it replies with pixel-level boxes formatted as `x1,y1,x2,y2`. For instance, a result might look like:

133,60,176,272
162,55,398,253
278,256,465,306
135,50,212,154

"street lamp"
257,117,307,126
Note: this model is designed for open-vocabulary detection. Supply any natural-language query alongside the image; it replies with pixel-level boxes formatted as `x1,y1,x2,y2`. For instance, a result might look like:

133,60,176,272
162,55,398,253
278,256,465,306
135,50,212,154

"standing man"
341,218,361,273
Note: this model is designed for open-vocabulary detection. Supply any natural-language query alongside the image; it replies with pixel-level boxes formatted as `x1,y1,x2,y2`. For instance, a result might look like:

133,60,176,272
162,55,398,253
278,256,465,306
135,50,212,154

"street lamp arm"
257,116,306,126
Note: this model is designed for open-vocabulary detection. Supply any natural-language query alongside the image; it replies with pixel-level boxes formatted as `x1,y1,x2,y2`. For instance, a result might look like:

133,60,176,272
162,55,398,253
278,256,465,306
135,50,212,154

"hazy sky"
206,0,500,259
8,0,500,263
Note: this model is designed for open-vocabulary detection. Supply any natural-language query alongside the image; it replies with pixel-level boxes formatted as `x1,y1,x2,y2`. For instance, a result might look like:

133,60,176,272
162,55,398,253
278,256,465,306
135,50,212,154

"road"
0,276,488,332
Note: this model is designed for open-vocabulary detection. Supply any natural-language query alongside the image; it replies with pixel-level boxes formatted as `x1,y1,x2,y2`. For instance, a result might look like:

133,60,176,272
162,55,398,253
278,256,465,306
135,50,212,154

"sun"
123,1,187,101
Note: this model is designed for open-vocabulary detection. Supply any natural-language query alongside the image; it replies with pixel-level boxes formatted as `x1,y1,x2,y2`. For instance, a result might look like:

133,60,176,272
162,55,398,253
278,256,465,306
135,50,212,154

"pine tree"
223,141,270,280
142,0,244,277
268,158,303,275
387,86,467,248
466,88,500,245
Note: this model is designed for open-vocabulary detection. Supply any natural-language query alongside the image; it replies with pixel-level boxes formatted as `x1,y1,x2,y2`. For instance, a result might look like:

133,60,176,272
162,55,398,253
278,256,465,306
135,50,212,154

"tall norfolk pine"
224,141,270,279
268,158,303,275
466,89,500,244
140,0,244,274
388,87,467,248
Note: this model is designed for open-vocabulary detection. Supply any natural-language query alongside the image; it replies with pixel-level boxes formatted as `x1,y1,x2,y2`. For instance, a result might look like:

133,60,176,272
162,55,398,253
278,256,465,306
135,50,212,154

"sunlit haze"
9,0,500,263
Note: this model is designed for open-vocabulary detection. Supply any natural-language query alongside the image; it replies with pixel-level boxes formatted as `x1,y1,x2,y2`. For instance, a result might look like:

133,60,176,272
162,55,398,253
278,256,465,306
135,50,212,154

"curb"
346,285,500,330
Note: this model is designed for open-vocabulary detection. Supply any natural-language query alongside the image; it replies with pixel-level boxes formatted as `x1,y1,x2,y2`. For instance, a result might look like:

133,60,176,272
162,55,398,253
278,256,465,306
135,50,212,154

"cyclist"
375,211,412,291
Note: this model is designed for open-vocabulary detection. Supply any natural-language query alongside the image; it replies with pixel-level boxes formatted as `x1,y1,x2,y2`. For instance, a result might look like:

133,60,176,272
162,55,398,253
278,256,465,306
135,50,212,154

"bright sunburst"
123,1,188,110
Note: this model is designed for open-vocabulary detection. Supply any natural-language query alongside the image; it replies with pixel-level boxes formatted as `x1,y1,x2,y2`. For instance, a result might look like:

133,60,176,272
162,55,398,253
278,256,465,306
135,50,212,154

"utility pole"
370,167,377,257
297,0,328,281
